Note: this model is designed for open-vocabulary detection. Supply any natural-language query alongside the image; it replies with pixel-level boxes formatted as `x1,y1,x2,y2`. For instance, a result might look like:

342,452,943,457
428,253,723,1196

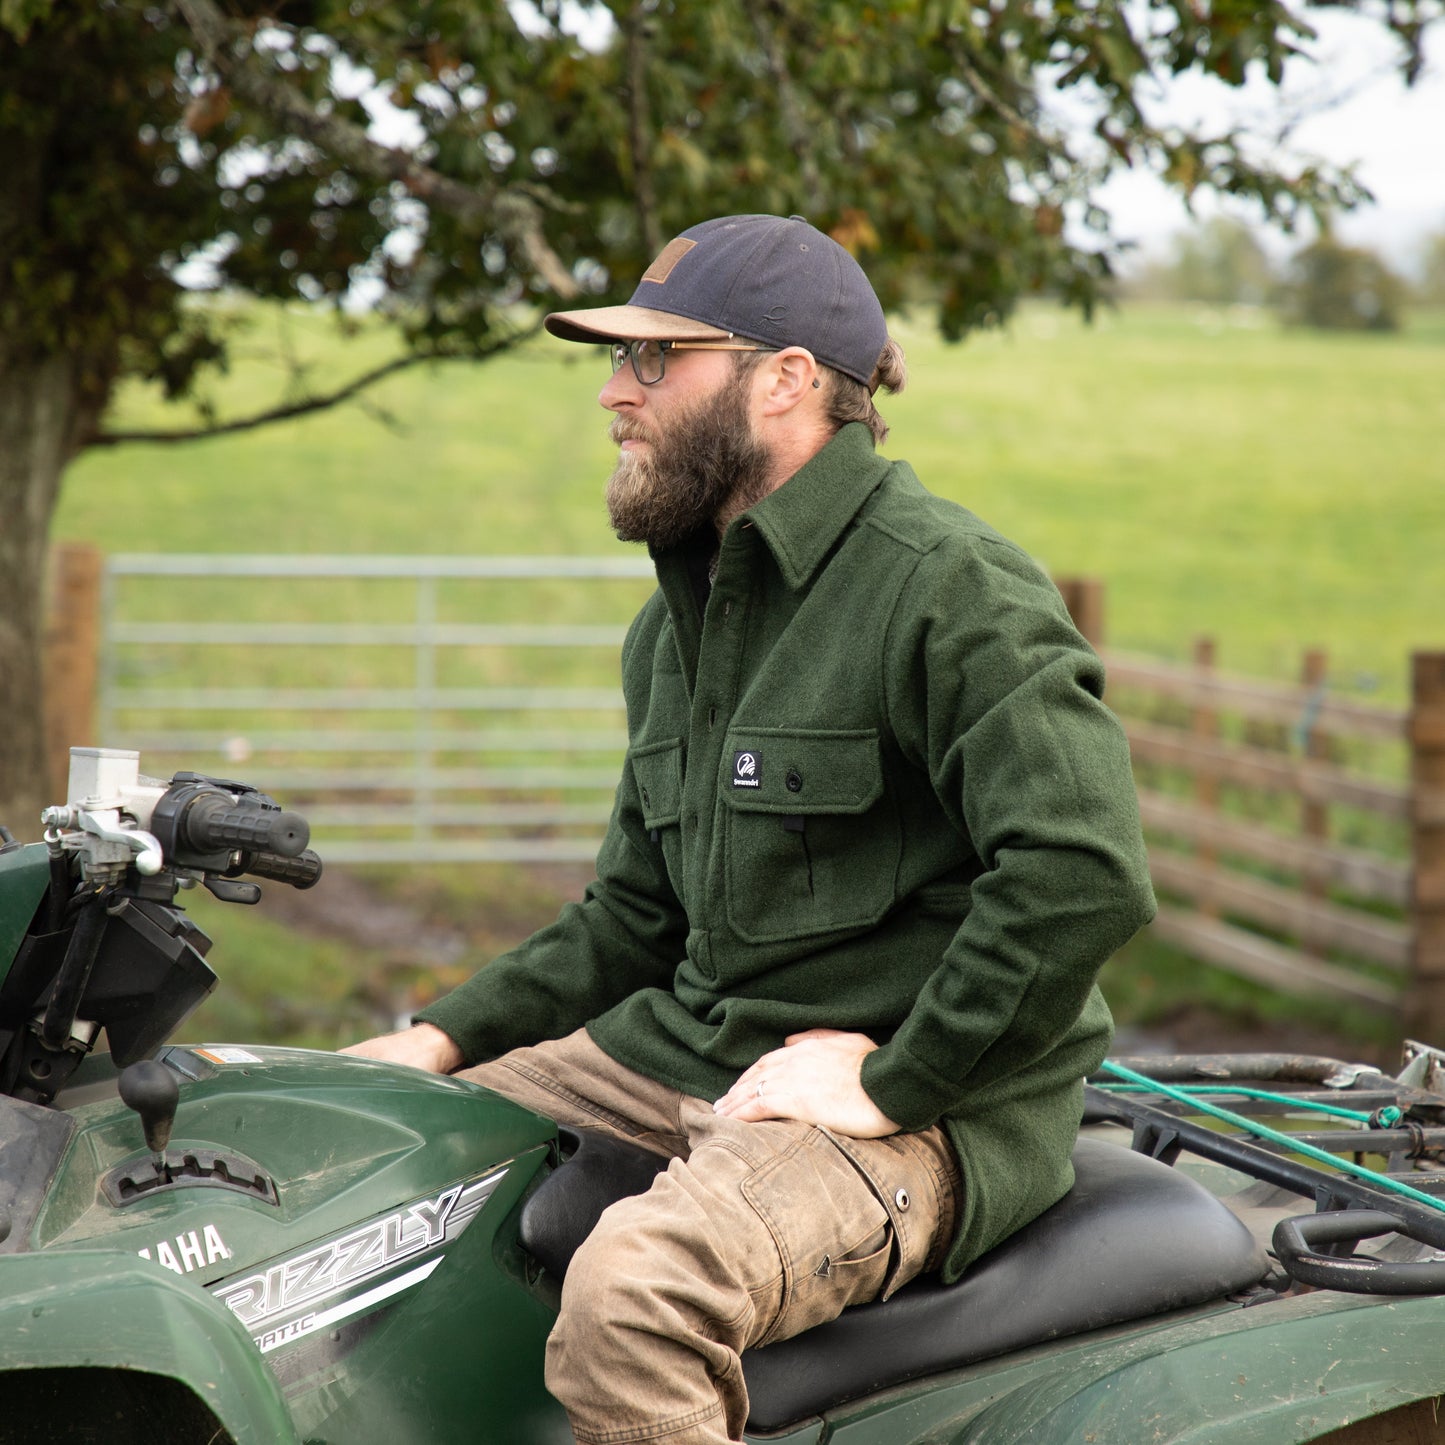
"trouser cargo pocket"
826,1125,961,1300
739,1127,896,1347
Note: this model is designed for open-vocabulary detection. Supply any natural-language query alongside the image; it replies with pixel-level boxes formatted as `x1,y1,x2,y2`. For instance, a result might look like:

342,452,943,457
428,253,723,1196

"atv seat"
519,1130,1268,1431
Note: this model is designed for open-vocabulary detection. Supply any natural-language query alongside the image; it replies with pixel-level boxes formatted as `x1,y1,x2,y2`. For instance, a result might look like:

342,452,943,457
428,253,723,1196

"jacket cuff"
413,990,491,1067
860,1044,956,1133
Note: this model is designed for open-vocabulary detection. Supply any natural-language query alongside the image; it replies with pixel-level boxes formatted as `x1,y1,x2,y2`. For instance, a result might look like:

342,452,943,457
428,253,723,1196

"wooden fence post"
1406,652,1445,1044
1193,636,1219,918
43,543,104,802
1057,576,1105,648
1300,648,1330,957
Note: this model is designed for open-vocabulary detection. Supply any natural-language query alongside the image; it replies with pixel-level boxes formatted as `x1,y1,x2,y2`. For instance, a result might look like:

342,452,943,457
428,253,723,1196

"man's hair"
820,339,907,445
733,339,908,446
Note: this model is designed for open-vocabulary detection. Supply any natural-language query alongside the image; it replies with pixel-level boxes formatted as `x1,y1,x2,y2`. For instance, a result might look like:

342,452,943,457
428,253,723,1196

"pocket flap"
630,738,684,829
721,728,882,815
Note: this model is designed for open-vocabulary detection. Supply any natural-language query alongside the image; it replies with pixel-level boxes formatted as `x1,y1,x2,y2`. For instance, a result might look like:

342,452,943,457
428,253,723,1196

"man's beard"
605,370,774,550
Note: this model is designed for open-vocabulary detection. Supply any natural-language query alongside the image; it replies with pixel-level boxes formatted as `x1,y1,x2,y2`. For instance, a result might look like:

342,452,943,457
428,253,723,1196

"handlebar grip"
244,848,324,890
182,795,310,858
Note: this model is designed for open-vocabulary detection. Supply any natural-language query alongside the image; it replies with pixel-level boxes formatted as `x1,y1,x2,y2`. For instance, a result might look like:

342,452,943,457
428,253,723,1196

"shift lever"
118,1060,179,1171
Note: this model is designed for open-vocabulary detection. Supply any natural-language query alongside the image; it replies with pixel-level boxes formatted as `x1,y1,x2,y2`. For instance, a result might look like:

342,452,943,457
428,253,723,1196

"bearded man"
345,214,1156,1444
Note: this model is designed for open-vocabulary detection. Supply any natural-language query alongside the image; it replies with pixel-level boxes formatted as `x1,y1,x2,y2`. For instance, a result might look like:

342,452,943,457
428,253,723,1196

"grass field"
60,298,1445,695
51,298,1445,1055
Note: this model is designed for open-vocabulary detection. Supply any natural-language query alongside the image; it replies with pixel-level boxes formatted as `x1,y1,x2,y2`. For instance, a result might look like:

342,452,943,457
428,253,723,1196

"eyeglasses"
609,338,773,386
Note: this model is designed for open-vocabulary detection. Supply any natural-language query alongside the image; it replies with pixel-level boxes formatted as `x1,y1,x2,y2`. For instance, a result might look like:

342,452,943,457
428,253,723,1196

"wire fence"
97,553,656,863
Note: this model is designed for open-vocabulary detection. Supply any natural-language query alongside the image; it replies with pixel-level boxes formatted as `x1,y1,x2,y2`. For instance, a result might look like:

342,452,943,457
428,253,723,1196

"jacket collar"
735,423,890,590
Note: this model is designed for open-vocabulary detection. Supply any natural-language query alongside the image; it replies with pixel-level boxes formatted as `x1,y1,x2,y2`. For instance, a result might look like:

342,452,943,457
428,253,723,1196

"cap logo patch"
641,237,696,285
732,751,761,788
762,305,787,325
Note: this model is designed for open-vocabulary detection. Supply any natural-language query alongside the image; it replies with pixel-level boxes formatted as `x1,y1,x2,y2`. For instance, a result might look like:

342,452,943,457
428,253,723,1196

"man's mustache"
610,418,653,446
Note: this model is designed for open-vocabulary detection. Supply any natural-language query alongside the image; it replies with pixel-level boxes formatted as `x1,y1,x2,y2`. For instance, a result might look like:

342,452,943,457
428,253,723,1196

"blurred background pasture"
49,295,1445,1057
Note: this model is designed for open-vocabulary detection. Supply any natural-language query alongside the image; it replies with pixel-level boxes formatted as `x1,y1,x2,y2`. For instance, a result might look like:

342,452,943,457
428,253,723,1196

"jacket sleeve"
414,613,689,1066
859,535,1156,1130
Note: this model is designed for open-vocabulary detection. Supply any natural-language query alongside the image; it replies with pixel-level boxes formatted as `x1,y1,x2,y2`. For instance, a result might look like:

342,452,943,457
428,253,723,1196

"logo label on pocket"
732,751,761,788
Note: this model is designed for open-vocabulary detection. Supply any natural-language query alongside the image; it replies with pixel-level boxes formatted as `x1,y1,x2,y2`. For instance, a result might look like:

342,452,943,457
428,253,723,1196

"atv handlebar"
241,847,324,890
178,792,310,859
3,750,324,1104
147,772,310,872
42,752,321,897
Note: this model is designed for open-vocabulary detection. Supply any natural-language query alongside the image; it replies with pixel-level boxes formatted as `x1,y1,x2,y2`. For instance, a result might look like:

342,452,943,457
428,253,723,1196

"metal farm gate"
98,555,657,864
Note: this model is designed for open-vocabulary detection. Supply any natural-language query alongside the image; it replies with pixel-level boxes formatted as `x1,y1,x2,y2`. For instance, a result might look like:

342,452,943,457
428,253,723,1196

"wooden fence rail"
39,548,1445,1042
1058,575,1445,1042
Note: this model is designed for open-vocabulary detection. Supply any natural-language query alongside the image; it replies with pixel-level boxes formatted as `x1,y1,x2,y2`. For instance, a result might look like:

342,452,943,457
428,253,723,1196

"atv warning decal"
193,1046,265,1065
209,1168,505,1356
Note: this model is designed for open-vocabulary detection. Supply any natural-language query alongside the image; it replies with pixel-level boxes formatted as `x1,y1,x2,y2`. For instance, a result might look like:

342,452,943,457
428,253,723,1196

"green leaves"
0,0,52,42
0,0,1434,427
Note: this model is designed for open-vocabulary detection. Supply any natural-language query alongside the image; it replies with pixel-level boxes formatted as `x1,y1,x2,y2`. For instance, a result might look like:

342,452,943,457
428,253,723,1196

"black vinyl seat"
519,1126,673,1281
519,1130,1269,1432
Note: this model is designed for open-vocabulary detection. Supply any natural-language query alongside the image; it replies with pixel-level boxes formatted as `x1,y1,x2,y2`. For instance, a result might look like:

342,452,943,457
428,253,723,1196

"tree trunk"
0,349,105,840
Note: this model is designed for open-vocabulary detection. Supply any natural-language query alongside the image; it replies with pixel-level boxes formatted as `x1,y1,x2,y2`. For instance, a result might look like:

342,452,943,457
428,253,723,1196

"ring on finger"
755,1080,765,1099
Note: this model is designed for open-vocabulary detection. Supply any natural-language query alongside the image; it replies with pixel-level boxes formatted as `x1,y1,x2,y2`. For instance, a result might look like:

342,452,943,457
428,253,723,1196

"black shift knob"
118,1060,180,1155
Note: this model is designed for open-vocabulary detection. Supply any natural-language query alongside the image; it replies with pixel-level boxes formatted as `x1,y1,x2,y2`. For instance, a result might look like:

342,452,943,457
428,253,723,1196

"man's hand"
713,1029,900,1138
339,1022,464,1074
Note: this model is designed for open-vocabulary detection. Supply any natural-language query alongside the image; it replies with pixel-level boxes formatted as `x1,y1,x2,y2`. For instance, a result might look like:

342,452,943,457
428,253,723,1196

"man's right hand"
339,1022,465,1074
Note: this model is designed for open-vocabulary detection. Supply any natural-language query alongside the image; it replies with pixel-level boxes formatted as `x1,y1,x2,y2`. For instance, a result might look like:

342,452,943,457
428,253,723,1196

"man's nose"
600,364,644,411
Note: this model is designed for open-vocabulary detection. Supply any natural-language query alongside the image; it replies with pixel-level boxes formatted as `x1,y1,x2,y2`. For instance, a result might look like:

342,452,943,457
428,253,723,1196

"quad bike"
5,748,1445,1444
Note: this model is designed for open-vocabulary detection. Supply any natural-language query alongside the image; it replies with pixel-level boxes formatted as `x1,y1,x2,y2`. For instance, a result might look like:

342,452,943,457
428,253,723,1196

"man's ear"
756,347,820,418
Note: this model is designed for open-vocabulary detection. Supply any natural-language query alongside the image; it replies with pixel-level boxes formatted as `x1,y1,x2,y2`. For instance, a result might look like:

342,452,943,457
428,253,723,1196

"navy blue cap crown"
545,215,888,388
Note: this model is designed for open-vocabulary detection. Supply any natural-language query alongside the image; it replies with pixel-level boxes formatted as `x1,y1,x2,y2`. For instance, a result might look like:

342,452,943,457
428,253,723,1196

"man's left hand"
713,1029,900,1138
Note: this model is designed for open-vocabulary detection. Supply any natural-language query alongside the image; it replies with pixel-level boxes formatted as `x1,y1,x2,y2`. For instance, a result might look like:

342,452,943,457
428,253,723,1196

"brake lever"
203,877,262,905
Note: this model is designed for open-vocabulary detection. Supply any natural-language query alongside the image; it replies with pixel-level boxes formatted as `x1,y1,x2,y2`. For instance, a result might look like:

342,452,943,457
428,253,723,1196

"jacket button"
785,769,803,793
895,1188,911,1211
641,787,650,807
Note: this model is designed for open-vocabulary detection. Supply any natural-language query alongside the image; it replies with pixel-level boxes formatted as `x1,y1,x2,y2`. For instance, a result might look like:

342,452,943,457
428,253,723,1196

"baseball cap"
544,215,888,388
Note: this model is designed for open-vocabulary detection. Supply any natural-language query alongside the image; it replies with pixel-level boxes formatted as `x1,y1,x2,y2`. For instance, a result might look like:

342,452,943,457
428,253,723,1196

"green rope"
1098,1059,1445,1215
1096,1081,1401,1128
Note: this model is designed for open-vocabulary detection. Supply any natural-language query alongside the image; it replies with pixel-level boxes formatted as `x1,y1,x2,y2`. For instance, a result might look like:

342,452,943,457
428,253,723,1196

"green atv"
4,748,1445,1444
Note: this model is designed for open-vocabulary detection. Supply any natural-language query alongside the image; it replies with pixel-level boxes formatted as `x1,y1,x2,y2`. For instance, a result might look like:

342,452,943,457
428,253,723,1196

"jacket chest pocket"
631,738,686,903
721,728,899,944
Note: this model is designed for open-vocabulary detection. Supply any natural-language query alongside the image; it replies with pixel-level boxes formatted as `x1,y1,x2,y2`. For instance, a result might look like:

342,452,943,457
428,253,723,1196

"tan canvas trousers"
460,1029,961,1445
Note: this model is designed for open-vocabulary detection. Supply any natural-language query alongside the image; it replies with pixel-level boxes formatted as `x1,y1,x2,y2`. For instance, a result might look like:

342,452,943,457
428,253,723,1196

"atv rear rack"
1085,1051,1445,1292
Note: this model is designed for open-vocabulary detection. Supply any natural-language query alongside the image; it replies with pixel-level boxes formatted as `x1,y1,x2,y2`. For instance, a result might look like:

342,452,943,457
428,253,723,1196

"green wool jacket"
419,422,1156,1279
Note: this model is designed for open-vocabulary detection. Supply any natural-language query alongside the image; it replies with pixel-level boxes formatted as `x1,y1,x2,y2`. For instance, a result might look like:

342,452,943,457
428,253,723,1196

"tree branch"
86,339,528,448
624,3,663,257
944,39,1065,162
174,0,579,297
747,1,822,199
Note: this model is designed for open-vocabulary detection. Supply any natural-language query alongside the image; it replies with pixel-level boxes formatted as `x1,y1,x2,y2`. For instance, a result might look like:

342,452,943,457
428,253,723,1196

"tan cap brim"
544,304,737,346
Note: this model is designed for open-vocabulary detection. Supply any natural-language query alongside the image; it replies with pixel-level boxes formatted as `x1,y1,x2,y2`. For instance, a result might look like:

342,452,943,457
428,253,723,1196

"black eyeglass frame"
609,338,774,386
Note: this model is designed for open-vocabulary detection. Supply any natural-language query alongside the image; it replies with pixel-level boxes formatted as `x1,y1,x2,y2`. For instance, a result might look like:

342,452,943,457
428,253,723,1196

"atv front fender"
0,1249,299,1445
